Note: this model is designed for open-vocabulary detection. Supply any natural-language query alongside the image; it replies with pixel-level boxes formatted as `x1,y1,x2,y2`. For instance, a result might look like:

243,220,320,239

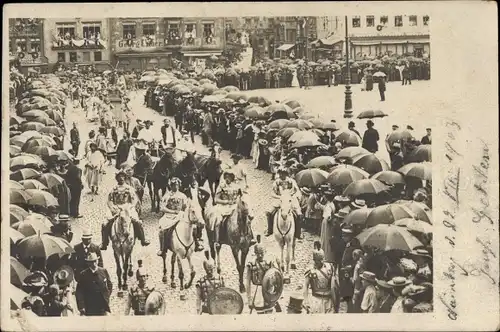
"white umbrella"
373,71,387,78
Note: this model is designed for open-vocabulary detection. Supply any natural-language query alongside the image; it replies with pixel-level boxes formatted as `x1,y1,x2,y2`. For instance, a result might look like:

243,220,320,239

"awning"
277,44,295,51
314,37,343,46
182,51,222,57
351,38,429,46
115,52,172,58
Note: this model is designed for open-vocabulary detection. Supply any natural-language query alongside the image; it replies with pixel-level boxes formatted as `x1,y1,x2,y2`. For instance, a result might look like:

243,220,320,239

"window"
29,38,41,53
203,23,215,43
409,15,418,26
286,29,296,43
395,16,403,27
16,38,27,53
82,52,90,62
57,52,66,62
94,51,102,61
423,15,429,26
123,23,136,39
82,23,101,40
142,23,156,36
167,23,180,44
69,52,77,62
366,16,375,27
56,23,76,40
184,23,196,44
380,16,388,25
352,16,361,28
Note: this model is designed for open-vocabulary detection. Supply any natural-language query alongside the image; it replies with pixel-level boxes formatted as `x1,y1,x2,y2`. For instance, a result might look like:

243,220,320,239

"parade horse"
273,192,297,277
195,151,223,205
160,200,204,292
144,291,166,315
205,190,252,293
110,207,135,291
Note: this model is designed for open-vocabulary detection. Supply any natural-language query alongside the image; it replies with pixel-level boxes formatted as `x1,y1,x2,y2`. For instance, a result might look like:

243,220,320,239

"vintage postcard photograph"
1,2,498,331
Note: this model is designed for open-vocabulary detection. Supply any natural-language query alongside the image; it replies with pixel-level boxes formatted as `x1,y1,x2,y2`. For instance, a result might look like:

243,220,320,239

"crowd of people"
9,60,433,317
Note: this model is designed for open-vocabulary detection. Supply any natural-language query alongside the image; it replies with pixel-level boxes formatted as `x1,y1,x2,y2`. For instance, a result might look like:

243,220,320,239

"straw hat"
360,271,377,283
54,265,74,288
387,276,412,288
85,252,99,262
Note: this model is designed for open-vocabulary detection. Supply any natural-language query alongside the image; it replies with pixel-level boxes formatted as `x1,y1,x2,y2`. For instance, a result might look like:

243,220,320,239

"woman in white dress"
291,69,300,87
251,124,261,165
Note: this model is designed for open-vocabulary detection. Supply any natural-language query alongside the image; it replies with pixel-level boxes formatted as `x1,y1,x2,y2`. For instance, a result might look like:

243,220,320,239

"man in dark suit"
76,252,113,316
62,157,83,218
378,77,386,101
70,122,80,156
71,229,103,282
421,128,432,145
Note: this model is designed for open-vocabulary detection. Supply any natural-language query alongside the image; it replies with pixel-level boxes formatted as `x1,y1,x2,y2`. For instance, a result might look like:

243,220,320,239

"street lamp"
343,15,353,118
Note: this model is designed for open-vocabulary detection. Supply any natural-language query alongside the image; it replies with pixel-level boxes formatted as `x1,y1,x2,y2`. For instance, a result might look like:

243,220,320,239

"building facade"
107,17,226,71
273,16,317,60
9,18,49,74
42,18,112,70
331,15,430,60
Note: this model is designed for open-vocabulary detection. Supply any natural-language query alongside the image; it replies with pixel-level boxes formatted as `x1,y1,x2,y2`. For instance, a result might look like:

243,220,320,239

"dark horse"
194,151,223,205
148,150,199,213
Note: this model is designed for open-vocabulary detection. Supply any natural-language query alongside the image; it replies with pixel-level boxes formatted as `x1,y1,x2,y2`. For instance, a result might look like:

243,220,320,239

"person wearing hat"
221,153,248,191
409,249,432,283
115,130,134,169
265,167,303,239
196,251,225,314
389,141,404,171
71,229,103,281
123,165,145,210
69,122,80,156
348,121,361,137
158,177,196,255
246,235,281,314
202,105,215,146
359,271,379,313
125,260,156,316
100,169,150,251
375,279,396,313
76,252,113,316
161,118,179,148
47,265,77,316
303,245,337,313
256,134,270,171
49,214,73,243
387,276,412,313
84,141,105,195
62,150,84,218
131,140,154,186
316,190,337,264
362,120,380,153
421,127,432,145
136,119,154,145
131,119,144,139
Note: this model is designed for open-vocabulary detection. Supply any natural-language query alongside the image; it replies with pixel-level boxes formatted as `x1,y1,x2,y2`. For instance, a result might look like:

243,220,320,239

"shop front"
114,51,173,72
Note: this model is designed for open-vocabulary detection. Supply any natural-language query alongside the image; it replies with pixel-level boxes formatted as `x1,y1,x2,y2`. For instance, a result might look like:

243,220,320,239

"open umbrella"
244,106,266,119
25,134,57,147
344,208,372,226
17,233,74,259
336,146,369,159
398,162,432,181
357,110,388,119
288,130,319,143
22,110,47,119
10,188,33,205
327,165,369,187
54,150,75,162
343,178,389,197
223,85,240,92
334,130,362,147
277,127,301,138
356,224,423,251
394,218,432,234
248,95,272,106
25,189,59,208
373,71,387,78
17,218,52,237
10,145,22,156
267,104,292,114
308,128,325,137
40,125,64,136
21,138,53,153
37,173,66,190
24,145,57,159
409,144,432,162
268,119,291,130
320,122,339,131
365,204,415,228
10,168,41,182
291,139,325,149
20,122,45,132
11,227,26,246
371,171,405,186
212,89,229,96
10,115,26,126
282,99,302,109
10,135,30,148
11,257,30,287
295,168,329,187
43,109,64,122
10,204,29,225
20,179,48,190
201,95,222,103
307,156,337,169
386,130,414,147
298,113,314,120
32,116,57,126
396,200,432,224
352,153,390,174
201,83,218,95
10,180,25,190
13,212,53,230
286,119,313,130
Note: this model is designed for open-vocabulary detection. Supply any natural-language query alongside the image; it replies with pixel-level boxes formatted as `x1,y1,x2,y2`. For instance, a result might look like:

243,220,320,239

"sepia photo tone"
6,14,435,318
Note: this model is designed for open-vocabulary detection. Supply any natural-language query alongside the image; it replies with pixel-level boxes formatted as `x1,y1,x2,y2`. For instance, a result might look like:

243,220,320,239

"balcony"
52,37,106,51
19,54,49,66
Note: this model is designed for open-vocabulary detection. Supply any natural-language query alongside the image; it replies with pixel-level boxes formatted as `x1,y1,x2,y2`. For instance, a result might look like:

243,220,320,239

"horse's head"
116,207,132,232
279,192,294,219
235,189,249,225
186,200,205,228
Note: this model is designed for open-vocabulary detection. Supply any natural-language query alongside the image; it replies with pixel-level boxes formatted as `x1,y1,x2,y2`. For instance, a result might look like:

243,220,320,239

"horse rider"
265,167,304,239
221,153,248,191
125,262,155,316
132,140,154,186
122,165,144,214
196,251,225,315
157,177,204,255
184,177,210,252
246,235,282,314
100,169,150,251
303,245,335,313
213,169,256,248
137,120,155,146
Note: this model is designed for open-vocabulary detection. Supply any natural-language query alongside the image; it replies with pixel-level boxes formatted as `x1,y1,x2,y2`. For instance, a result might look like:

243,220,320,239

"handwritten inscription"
471,139,495,225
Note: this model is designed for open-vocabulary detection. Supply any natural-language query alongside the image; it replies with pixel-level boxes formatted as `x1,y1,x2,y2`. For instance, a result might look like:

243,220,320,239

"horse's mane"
154,150,177,176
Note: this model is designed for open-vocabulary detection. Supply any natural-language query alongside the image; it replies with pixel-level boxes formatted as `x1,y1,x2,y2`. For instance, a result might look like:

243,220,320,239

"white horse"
273,192,296,278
